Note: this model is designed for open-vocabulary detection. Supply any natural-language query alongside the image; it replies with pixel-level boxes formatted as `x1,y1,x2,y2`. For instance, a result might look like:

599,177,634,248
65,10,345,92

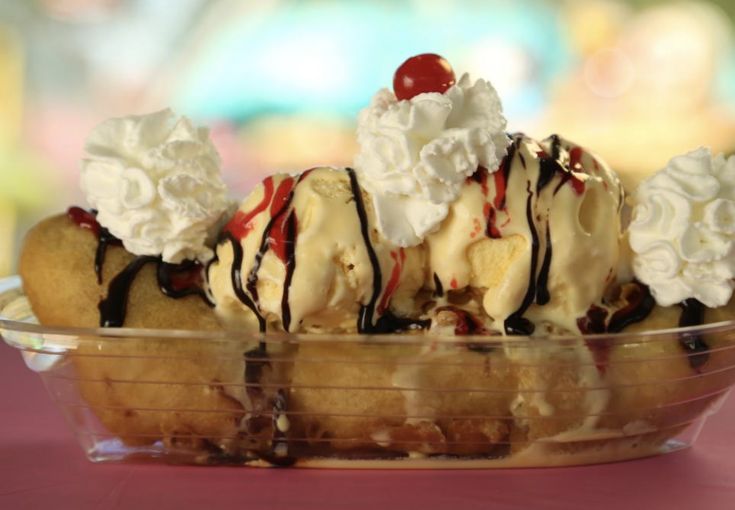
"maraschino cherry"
393,53,456,101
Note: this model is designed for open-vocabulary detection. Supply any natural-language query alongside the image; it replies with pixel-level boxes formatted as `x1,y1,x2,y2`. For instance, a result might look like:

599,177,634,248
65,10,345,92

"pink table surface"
2,343,735,510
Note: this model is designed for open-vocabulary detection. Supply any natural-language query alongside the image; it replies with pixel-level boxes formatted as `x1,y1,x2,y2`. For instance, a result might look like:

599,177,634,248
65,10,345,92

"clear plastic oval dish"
2,275,735,469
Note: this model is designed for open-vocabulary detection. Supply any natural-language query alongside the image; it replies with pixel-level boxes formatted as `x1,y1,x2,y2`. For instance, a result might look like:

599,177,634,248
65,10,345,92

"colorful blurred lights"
257,34,350,98
584,47,634,98
466,38,535,102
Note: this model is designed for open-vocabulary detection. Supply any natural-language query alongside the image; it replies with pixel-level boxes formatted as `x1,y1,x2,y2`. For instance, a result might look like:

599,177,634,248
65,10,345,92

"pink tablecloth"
2,344,734,510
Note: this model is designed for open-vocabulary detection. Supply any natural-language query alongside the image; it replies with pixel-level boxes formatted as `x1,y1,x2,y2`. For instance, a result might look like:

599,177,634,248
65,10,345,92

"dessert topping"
393,53,456,101
80,108,231,264
67,206,101,235
355,56,509,247
629,148,735,308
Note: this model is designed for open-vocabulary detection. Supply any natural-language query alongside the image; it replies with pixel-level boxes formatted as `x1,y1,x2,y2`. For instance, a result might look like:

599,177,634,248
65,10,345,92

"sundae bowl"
3,54,735,468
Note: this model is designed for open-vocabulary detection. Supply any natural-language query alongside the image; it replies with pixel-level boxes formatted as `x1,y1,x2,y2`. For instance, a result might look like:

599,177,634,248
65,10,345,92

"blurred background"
0,0,734,275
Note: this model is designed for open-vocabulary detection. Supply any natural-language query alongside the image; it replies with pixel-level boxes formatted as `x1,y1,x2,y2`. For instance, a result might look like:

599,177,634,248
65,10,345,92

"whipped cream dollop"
80,108,231,264
354,73,509,247
629,147,735,307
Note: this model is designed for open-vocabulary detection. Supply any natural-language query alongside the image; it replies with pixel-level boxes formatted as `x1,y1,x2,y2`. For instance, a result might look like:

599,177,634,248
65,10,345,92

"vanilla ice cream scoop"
426,134,624,335
80,108,232,264
208,167,425,333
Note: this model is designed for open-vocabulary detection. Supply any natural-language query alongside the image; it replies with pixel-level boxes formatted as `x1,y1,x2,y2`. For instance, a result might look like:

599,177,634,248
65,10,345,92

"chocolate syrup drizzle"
94,227,121,284
577,282,656,335
346,167,383,333
499,135,590,335
280,213,298,332
98,256,156,327
241,346,296,467
579,287,710,372
215,173,303,465
243,174,307,333
433,273,444,298
504,181,538,336
222,233,266,332
244,345,269,406
536,221,552,306
678,298,709,370
96,256,213,328
607,284,656,333
537,137,563,194
67,207,212,328
346,168,430,334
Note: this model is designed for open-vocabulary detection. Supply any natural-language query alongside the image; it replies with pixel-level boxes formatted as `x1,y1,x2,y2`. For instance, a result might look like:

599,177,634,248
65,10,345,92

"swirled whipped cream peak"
629,147,735,308
354,54,509,247
80,108,232,264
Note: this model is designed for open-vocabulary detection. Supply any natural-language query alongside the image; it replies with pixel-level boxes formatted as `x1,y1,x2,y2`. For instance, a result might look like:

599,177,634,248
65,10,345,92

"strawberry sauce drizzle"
552,144,586,196
67,206,101,235
224,177,275,241
486,143,513,239
378,248,405,315
268,177,298,264
245,175,301,324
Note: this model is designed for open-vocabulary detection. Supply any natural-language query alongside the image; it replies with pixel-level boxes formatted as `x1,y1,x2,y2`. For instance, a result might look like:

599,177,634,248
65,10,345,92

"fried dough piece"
289,342,515,456
509,299,735,457
19,214,249,450
19,213,222,330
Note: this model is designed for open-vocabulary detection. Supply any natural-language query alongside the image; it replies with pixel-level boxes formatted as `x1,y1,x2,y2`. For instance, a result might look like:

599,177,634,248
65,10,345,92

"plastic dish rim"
2,274,734,348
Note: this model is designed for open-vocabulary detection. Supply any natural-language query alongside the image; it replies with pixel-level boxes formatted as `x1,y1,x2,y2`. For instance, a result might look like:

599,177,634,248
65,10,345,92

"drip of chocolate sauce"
280,212,298,332
68,207,211,327
504,182,538,336
372,312,432,334
577,304,609,335
246,178,296,310
576,282,657,374
244,172,310,332
224,233,266,332
433,273,444,298
537,135,563,194
224,174,309,464
98,256,157,327
678,298,709,370
97,257,213,328
577,282,656,335
67,207,122,284
346,167,384,334
581,290,709,372
549,134,562,159
607,283,656,333
536,221,552,306
94,228,122,284
244,345,269,406
500,135,593,335
345,168,430,334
